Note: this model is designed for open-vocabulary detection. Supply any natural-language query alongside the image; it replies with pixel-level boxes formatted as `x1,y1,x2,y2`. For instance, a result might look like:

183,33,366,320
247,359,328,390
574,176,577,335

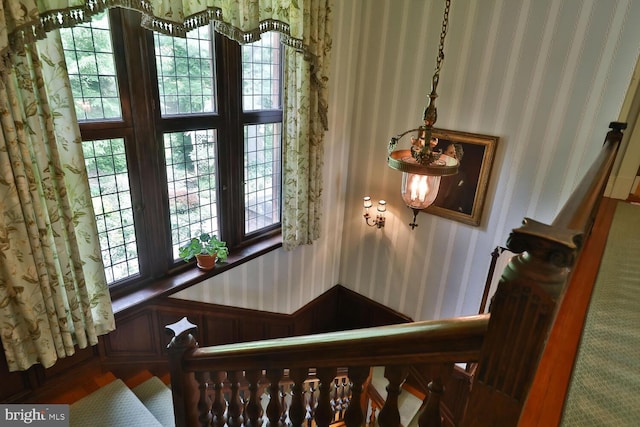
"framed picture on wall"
425,128,499,226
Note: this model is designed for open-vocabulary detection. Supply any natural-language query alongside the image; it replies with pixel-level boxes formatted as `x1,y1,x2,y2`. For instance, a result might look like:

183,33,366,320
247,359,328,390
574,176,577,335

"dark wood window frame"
75,8,283,305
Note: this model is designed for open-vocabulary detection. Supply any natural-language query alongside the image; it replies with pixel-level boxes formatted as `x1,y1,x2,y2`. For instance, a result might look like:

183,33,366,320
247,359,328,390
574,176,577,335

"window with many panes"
60,9,283,292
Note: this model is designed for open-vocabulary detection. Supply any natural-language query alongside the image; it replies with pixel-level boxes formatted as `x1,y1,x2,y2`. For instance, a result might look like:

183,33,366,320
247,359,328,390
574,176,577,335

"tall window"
60,9,283,291
242,34,282,234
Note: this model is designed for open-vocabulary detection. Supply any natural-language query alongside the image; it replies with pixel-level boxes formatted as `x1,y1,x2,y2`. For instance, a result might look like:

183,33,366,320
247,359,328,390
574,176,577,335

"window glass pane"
61,12,122,120
166,130,220,259
242,32,282,110
83,138,139,283
244,123,282,233
155,26,216,115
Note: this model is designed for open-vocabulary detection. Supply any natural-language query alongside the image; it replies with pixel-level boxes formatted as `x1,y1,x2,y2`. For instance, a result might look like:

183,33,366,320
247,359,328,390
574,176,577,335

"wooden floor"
519,197,619,426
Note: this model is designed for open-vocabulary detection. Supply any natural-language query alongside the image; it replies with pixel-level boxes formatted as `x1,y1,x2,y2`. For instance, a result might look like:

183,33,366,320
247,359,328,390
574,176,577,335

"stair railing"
166,315,489,427
166,122,625,427
461,122,626,426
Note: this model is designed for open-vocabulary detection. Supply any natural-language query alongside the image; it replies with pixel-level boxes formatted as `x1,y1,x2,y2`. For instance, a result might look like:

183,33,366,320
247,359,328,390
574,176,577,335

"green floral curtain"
0,31,114,372
281,0,331,249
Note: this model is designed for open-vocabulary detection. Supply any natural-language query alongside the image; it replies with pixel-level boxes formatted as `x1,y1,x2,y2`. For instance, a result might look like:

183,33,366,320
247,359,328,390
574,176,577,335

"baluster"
314,367,337,427
245,369,263,427
288,368,308,427
211,371,227,427
195,371,212,427
266,369,284,427
279,384,288,424
240,390,247,425
378,365,409,427
342,377,351,415
340,377,349,418
306,380,317,427
227,370,244,427
418,377,445,427
343,366,370,427
332,378,340,422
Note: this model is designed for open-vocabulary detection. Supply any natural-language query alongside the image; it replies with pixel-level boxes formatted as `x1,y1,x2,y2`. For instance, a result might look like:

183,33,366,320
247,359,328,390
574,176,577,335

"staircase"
66,371,174,427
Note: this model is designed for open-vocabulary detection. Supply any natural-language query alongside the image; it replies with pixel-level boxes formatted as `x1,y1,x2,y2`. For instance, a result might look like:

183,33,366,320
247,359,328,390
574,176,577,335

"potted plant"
178,232,229,271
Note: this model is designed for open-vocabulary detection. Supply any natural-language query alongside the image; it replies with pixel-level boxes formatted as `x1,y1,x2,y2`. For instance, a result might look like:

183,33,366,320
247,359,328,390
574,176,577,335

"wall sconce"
363,196,386,228
386,0,456,230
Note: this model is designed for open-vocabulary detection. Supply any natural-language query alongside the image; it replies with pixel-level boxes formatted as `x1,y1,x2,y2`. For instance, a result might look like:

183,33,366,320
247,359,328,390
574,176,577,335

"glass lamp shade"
363,196,373,209
401,173,441,209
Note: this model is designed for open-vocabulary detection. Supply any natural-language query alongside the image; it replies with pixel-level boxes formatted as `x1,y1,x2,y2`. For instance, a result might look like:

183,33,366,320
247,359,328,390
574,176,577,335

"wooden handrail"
520,197,619,426
462,122,626,426
506,123,626,265
515,123,626,426
552,122,626,232
186,314,489,370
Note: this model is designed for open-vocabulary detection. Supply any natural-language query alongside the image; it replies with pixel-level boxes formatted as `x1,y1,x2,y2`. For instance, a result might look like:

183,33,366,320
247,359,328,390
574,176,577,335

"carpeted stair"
561,202,640,426
69,376,175,427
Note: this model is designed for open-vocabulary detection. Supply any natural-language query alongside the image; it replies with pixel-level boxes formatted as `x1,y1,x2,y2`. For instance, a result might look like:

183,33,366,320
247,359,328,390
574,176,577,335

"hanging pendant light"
387,0,455,229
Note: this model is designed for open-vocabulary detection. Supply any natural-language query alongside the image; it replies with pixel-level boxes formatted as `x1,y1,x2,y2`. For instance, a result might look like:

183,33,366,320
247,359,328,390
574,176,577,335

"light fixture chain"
387,0,458,229
435,0,451,76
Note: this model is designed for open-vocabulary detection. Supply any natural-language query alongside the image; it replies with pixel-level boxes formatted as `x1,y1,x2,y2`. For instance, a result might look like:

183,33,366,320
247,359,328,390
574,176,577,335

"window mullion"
120,9,170,280
217,35,245,248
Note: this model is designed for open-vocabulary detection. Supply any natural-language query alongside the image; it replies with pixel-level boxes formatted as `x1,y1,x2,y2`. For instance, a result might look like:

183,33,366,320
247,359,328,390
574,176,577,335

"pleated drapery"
0,32,114,371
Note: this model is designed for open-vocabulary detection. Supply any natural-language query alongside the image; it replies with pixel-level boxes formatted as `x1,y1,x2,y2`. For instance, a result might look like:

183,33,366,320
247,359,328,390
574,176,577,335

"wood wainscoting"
0,284,411,403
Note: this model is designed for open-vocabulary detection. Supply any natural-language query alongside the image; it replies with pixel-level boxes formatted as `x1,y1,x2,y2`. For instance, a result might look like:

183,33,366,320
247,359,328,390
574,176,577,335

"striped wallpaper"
172,0,640,321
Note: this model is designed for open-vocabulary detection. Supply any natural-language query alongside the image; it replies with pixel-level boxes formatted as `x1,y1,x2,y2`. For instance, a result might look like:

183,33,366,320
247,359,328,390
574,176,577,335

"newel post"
462,219,582,426
166,317,200,427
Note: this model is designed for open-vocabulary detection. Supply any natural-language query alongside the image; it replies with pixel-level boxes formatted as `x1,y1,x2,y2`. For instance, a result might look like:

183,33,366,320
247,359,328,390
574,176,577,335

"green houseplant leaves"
178,232,228,263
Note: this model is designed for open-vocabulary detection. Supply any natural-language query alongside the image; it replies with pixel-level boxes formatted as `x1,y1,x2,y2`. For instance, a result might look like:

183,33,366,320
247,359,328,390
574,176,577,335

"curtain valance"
2,0,324,74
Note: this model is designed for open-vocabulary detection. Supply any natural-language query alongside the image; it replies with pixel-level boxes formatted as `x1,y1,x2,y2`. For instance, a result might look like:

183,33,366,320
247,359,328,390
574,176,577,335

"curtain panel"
0,33,115,372
2,0,332,250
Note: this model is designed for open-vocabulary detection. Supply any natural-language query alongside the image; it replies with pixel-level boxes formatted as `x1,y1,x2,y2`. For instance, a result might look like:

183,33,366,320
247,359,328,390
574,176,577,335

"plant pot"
195,254,217,271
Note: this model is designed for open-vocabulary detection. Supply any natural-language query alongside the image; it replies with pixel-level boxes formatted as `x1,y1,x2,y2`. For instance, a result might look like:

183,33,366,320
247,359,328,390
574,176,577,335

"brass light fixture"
363,196,386,228
387,0,456,229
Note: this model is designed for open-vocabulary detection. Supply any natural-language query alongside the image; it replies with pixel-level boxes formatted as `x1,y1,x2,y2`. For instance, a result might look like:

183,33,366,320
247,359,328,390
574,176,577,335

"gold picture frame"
425,128,499,226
